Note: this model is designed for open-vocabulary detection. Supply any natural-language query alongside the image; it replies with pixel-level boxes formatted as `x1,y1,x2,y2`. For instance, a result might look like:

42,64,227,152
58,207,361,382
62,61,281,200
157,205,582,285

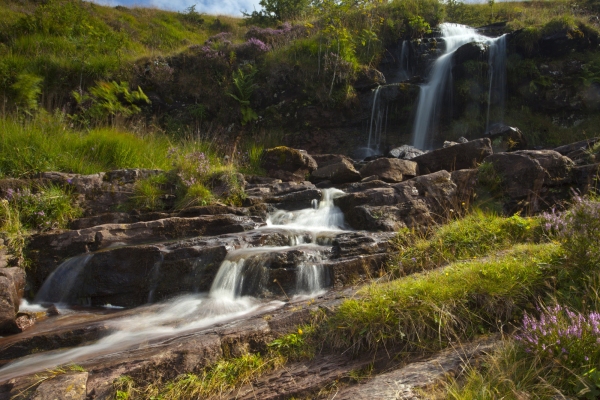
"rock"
310,154,355,168
335,171,459,231
261,147,318,182
310,159,361,184
245,181,321,210
451,169,479,207
388,145,425,160
444,140,458,148
412,138,493,174
28,215,260,291
573,163,600,195
486,125,528,151
453,42,488,66
40,169,164,216
14,313,35,332
554,138,600,156
359,158,418,183
483,152,546,213
458,136,468,143
31,372,88,400
512,150,574,186
0,267,26,335
354,67,386,91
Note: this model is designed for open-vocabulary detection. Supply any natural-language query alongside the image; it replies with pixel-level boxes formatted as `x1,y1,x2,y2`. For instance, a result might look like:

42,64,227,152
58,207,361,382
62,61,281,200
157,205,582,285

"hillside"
0,0,600,399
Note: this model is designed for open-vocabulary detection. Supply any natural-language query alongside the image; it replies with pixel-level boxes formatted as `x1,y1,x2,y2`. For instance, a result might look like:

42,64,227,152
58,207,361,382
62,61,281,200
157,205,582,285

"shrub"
11,73,43,113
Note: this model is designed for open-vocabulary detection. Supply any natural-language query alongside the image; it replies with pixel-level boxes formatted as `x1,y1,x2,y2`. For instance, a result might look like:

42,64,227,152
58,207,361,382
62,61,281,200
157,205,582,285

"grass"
324,243,560,354
393,211,540,275
114,327,314,399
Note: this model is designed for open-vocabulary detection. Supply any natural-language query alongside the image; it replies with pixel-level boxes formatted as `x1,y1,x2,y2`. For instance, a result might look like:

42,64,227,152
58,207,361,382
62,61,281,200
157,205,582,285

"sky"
90,0,264,16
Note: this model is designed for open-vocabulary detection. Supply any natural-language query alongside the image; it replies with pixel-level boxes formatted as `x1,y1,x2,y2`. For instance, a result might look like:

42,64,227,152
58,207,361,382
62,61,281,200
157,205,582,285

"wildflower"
298,328,303,335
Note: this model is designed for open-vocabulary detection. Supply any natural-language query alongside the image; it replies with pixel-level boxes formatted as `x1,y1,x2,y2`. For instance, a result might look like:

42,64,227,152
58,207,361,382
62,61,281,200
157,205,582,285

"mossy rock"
261,146,317,182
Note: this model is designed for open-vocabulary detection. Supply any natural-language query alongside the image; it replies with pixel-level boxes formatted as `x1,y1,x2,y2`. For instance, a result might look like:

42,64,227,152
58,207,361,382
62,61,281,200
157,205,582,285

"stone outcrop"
335,170,459,231
40,169,164,216
483,152,546,213
310,159,361,184
0,268,26,334
388,145,425,160
261,147,318,182
486,125,528,151
31,372,88,400
359,158,418,183
412,138,493,174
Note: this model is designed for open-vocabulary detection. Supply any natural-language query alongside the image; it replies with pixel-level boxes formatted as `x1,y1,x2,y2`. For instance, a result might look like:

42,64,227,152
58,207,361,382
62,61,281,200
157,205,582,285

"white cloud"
90,0,262,16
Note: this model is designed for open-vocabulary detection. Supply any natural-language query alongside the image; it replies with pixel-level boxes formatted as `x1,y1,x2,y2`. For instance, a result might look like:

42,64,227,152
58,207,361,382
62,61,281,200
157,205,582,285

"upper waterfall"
411,23,507,150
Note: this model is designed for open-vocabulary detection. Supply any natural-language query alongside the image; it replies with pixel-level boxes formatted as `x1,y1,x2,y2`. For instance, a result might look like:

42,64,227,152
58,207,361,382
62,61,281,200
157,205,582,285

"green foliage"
6,184,82,231
178,182,213,209
394,211,540,275
325,243,560,354
0,113,173,176
0,198,26,267
181,5,204,26
407,15,431,38
268,325,315,360
72,81,150,126
11,73,43,113
259,0,310,21
130,174,169,211
228,66,258,126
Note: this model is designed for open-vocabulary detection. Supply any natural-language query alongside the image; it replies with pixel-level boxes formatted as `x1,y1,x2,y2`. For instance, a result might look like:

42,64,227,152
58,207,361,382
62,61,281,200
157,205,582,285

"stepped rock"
412,138,493,174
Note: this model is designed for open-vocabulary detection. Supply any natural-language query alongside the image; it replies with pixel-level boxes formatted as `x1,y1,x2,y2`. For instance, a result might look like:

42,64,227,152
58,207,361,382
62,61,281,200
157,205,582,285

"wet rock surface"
0,268,26,335
412,138,493,174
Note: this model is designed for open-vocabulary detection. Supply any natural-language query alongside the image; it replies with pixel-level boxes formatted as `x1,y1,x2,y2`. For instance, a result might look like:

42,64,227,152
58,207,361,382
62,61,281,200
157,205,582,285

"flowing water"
411,23,507,150
0,188,347,381
34,254,94,304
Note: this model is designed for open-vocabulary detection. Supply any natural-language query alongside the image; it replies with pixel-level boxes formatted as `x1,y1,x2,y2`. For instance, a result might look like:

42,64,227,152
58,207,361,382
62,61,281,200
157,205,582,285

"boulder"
31,372,88,400
453,42,488,66
0,267,26,335
245,181,321,210
512,150,574,186
359,158,418,183
412,138,493,174
261,147,318,182
483,152,546,213
354,67,386,91
554,138,600,156
486,125,528,151
334,171,459,231
311,154,355,169
388,145,425,160
310,159,361,184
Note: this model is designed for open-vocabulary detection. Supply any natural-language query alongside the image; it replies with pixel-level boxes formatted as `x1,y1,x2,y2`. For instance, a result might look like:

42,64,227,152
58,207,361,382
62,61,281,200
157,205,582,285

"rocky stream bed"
0,136,598,399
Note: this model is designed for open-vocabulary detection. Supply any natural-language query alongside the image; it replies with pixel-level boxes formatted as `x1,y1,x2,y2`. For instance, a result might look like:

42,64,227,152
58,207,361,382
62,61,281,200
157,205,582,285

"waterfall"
486,34,507,133
365,86,385,156
398,40,411,82
267,188,346,231
411,23,507,150
147,253,164,303
296,264,325,295
34,254,93,304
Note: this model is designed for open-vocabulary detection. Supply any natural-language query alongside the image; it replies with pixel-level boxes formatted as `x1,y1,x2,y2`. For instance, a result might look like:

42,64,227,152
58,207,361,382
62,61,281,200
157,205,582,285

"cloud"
90,0,262,16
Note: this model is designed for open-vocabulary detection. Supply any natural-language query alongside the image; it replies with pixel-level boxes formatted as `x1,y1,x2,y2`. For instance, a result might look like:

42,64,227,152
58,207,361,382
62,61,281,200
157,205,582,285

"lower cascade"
0,188,346,380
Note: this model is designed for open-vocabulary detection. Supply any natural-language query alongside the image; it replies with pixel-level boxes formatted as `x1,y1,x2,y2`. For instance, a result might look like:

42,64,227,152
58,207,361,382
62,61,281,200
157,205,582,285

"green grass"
0,113,175,176
394,211,541,275
324,243,560,354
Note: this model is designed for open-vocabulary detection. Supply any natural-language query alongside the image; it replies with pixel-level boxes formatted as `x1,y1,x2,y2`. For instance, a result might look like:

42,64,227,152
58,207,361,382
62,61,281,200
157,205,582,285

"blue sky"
90,0,264,16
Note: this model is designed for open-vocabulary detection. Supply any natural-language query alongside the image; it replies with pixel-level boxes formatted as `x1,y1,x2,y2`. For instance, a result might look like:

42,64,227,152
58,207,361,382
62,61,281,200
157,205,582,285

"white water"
412,23,507,150
398,40,411,82
147,252,165,303
34,254,93,304
486,34,507,133
266,188,346,232
0,189,348,381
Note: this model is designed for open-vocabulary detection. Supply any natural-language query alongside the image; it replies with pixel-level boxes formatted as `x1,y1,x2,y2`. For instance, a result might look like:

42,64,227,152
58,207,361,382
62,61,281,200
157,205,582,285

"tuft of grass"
324,243,561,354
393,211,541,275
177,182,213,209
444,340,561,399
129,174,169,211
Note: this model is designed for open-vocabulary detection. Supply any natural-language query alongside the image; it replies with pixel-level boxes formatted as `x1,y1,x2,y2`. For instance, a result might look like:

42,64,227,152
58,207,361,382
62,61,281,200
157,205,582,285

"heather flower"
516,304,600,368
